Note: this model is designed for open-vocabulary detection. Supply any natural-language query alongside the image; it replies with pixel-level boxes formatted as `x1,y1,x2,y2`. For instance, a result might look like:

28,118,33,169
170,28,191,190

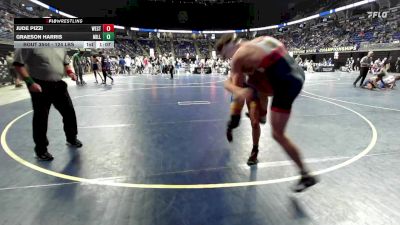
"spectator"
118,56,126,74
124,55,132,75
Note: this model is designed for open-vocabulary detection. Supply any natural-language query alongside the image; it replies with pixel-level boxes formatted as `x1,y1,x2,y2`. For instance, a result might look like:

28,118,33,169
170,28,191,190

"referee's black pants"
353,67,369,86
30,79,78,154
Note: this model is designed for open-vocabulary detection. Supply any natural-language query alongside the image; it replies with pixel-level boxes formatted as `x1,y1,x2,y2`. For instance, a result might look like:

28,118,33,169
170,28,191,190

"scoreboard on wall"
14,18,114,49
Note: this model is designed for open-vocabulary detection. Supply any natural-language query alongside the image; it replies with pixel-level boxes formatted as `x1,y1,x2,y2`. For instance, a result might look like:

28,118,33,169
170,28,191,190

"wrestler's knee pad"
227,114,241,129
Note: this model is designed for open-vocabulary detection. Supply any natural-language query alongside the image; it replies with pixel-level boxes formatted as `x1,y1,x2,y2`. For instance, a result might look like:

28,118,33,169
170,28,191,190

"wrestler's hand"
29,83,42,93
68,73,77,81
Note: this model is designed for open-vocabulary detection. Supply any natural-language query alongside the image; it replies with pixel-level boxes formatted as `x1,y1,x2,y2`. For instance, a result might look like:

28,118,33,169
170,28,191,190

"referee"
14,48,83,161
353,51,373,87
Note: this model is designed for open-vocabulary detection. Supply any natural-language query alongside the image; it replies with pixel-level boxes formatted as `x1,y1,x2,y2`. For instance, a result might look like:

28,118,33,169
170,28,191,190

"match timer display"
14,18,115,49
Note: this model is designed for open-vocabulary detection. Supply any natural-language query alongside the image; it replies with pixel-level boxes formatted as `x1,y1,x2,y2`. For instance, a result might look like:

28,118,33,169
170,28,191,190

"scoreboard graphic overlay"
14,18,114,48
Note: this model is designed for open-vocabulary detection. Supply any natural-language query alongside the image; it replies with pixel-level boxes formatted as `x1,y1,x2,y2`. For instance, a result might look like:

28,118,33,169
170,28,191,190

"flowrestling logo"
367,11,388,19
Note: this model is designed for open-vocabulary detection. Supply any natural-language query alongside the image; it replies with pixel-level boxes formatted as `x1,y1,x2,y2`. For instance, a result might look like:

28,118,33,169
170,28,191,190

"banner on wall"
319,45,357,53
292,45,358,54
359,42,400,51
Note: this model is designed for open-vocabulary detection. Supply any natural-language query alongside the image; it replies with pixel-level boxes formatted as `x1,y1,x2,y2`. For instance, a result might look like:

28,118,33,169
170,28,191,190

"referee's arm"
64,64,77,81
13,49,42,93
64,54,77,81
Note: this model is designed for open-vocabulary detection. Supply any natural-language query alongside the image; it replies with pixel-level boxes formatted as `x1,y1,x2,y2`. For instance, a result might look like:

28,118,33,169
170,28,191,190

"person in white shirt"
162,55,168,74
371,58,383,74
124,55,132,75
135,57,142,74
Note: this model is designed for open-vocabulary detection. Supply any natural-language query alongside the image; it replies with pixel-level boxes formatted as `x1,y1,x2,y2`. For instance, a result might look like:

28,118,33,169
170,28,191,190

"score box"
102,24,114,32
102,32,115,41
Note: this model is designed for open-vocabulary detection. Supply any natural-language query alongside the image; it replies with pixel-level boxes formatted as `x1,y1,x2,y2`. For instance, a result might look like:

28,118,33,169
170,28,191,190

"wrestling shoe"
247,150,259,166
293,174,318,192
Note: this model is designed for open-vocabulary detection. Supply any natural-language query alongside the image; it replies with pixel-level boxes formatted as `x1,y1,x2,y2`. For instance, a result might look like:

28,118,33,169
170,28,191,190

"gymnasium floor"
0,71,399,225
